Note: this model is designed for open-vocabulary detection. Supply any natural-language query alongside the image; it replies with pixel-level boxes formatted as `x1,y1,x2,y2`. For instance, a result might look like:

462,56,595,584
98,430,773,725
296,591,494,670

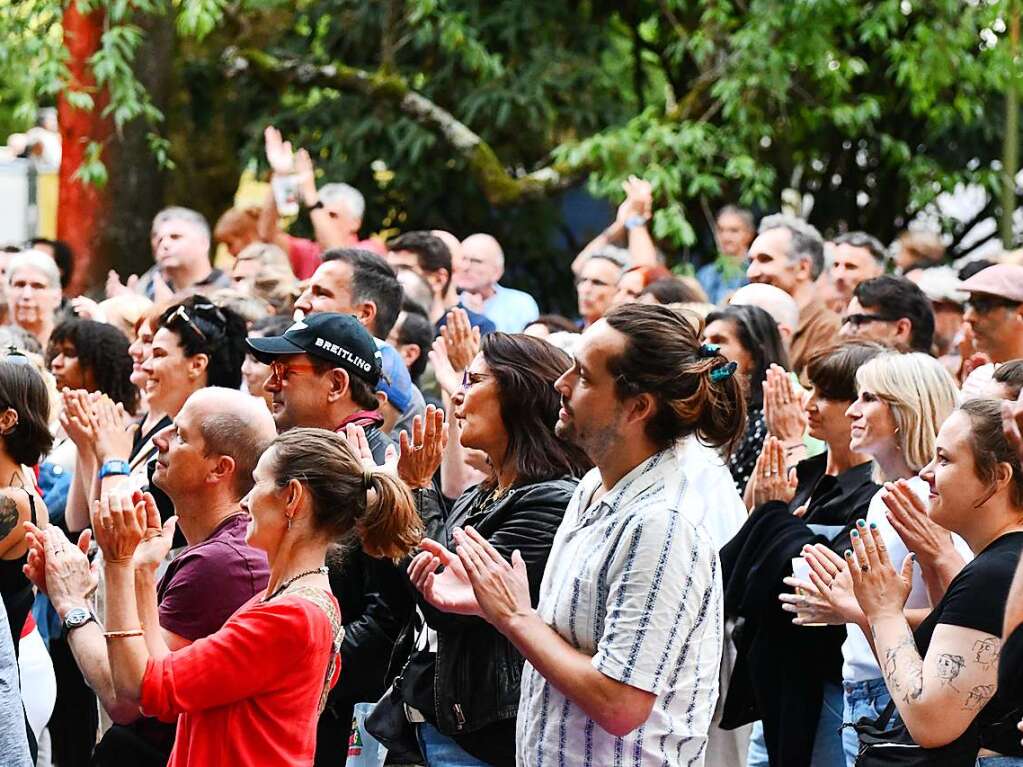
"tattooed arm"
871,615,1000,748
0,490,32,558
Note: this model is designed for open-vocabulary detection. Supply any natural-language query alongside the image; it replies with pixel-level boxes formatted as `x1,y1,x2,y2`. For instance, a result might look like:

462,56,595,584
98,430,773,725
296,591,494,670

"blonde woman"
783,351,969,766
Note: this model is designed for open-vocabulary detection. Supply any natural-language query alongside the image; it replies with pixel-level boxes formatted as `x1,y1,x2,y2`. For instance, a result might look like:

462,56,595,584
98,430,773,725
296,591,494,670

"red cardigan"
141,589,341,766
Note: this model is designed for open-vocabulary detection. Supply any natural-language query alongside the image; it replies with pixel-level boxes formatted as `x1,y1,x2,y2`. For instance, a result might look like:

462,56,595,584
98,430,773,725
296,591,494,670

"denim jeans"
977,758,1023,766
746,681,845,766
841,677,896,767
416,722,491,767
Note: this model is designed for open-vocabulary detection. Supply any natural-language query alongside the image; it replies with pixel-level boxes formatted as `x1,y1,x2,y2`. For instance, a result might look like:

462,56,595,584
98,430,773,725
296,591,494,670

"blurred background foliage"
0,0,1019,310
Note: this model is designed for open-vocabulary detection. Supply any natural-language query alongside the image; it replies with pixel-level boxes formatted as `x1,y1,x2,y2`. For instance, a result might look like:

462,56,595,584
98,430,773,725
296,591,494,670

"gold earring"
286,515,292,530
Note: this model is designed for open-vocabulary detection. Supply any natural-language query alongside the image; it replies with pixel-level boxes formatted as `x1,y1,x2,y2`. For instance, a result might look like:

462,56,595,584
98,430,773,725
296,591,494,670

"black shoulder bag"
854,699,979,767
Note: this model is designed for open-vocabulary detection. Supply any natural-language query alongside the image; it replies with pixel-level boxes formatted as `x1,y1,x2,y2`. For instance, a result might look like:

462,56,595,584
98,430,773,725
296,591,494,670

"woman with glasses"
373,333,591,767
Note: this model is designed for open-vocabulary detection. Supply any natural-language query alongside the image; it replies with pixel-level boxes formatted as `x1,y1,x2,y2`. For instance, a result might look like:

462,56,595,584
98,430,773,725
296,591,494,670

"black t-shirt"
914,530,1023,756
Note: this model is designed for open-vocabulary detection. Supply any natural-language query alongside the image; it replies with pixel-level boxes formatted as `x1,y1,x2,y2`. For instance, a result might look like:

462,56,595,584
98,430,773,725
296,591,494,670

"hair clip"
699,343,720,358
710,360,738,382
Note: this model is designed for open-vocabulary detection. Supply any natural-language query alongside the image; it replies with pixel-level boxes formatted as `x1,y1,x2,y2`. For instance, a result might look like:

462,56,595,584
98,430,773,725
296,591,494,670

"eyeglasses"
460,371,491,390
842,313,897,327
964,296,1021,315
269,360,320,382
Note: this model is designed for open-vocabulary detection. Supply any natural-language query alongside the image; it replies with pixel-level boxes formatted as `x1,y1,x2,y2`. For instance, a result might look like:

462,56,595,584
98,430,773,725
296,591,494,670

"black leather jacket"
395,477,577,737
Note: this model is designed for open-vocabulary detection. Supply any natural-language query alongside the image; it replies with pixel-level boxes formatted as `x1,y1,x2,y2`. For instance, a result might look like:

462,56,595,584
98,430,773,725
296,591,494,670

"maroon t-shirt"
157,514,270,641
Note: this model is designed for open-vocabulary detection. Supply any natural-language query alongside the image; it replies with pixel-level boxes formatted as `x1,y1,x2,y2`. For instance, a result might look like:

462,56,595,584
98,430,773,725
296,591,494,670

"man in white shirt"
413,303,747,766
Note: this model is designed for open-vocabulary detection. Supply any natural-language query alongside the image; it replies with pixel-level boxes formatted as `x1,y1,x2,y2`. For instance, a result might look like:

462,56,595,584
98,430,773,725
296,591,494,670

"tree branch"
224,48,582,205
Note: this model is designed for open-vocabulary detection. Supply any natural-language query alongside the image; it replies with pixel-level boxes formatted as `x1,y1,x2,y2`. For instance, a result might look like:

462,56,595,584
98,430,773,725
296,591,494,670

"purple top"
157,514,269,641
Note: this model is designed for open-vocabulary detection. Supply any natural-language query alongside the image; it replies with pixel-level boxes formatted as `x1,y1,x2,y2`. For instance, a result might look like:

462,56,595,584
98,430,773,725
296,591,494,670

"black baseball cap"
245,313,382,384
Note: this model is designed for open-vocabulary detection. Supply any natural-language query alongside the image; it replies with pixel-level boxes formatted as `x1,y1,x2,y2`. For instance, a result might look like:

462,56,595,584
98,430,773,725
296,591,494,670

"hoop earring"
286,515,292,531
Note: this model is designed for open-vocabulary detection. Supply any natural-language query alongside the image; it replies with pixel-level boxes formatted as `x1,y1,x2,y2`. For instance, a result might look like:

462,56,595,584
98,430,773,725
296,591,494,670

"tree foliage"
1,0,1020,301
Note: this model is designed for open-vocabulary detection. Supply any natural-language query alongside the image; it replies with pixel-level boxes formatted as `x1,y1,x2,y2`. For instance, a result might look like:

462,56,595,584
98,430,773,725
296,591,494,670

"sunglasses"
166,303,227,342
964,296,1021,315
269,360,320,382
842,313,897,327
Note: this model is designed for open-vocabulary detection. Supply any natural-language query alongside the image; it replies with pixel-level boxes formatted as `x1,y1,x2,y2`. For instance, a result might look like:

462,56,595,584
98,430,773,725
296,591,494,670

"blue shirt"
435,304,496,337
697,260,748,305
480,284,540,333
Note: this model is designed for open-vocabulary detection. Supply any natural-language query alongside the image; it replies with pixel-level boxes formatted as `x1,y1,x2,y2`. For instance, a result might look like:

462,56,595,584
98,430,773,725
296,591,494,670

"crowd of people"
1,125,1023,767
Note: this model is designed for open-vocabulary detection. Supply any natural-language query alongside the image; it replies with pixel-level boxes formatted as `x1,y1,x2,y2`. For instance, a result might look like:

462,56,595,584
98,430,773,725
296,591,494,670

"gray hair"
833,231,888,266
759,213,825,280
7,250,60,290
0,325,42,356
151,206,211,242
587,245,630,271
717,204,755,232
319,183,366,220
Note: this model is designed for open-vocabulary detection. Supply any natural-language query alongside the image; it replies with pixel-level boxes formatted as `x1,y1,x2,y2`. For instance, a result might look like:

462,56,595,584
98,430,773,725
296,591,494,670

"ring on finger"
860,564,869,573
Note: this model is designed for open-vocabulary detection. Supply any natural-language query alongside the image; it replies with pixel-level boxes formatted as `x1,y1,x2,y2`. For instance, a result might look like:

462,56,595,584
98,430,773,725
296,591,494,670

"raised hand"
264,125,295,175
428,338,462,398
751,436,798,508
440,308,480,373
91,493,147,566
398,405,447,490
105,270,139,299
92,395,137,464
408,537,481,616
59,389,96,451
23,524,96,615
763,364,807,443
880,480,955,569
847,521,914,622
452,526,531,630
130,491,175,573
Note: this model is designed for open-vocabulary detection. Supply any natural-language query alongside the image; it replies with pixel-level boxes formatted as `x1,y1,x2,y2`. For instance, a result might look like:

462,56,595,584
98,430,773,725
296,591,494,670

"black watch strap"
62,607,96,635
307,199,324,212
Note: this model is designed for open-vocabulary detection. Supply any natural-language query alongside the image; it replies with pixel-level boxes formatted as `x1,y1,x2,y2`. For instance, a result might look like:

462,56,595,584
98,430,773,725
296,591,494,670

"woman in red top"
95,428,422,766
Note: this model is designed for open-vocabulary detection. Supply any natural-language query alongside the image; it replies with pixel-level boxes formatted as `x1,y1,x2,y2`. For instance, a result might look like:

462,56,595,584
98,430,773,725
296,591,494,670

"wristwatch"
624,214,649,230
306,198,324,212
62,607,96,635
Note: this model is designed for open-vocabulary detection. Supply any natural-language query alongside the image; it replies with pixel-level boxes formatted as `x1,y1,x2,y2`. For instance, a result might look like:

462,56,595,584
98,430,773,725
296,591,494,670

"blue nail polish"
857,519,866,528
851,530,859,538
869,522,878,530
844,550,853,558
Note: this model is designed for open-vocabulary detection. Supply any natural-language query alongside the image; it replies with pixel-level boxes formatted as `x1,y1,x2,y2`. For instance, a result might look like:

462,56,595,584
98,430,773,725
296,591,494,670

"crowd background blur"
2,25,1023,760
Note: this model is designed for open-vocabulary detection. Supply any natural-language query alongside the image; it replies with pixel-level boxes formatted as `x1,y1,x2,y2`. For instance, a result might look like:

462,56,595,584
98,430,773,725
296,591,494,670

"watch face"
64,608,91,628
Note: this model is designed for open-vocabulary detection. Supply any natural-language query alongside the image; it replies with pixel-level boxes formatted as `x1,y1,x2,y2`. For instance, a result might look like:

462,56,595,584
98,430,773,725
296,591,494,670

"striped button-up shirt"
517,449,723,767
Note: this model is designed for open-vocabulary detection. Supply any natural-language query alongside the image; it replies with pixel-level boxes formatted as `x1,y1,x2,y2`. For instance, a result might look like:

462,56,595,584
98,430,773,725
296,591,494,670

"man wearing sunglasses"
960,263,1023,364
246,313,412,766
838,275,935,353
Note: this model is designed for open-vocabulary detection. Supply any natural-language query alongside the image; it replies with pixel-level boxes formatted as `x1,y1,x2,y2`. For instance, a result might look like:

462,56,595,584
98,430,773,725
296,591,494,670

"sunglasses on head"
166,303,227,342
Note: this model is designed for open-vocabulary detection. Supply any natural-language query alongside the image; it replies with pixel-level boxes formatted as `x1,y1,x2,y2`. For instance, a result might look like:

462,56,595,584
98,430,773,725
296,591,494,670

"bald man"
460,233,540,332
56,387,275,764
729,282,800,353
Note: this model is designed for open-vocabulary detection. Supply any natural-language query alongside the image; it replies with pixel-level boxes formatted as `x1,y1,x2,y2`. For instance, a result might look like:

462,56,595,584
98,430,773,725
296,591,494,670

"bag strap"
875,699,898,730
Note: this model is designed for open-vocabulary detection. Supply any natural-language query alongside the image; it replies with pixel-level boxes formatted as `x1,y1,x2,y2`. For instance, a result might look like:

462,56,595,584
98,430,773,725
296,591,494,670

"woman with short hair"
784,351,966,765
5,250,62,348
722,341,888,767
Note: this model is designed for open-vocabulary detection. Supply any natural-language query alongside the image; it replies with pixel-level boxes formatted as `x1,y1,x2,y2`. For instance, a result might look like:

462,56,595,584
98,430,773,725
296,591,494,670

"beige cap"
959,264,1023,303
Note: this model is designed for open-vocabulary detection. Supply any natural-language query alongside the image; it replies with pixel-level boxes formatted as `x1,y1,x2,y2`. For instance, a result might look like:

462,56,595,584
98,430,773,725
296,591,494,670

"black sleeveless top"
0,489,38,655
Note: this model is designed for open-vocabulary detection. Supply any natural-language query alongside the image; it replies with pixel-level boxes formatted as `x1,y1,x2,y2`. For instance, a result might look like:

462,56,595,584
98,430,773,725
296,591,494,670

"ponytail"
269,428,423,561
359,470,423,561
